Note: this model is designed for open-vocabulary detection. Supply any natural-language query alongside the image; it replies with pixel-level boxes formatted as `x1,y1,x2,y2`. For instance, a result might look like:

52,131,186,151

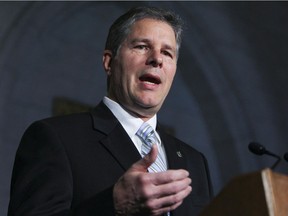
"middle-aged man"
8,6,213,216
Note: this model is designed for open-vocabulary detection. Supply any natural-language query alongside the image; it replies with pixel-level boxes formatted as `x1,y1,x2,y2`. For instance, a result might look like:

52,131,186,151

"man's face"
103,18,177,119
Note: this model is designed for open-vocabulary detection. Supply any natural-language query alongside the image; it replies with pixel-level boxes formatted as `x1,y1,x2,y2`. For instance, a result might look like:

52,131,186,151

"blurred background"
1,1,288,215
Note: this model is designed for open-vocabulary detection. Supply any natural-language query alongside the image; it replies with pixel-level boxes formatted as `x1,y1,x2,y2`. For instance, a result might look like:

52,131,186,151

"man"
8,6,213,216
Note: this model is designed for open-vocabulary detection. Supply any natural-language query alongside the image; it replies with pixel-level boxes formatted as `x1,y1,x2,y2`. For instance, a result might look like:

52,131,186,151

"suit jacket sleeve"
8,120,116,216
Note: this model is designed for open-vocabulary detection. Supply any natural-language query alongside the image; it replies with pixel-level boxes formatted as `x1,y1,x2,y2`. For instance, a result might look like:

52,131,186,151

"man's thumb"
131,144,158,172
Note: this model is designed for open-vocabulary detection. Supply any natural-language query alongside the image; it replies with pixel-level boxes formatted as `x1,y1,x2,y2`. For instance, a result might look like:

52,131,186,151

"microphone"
248,142,281,170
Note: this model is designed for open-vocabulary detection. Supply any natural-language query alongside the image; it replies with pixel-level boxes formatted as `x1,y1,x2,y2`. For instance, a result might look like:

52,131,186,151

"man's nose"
146,50,163,67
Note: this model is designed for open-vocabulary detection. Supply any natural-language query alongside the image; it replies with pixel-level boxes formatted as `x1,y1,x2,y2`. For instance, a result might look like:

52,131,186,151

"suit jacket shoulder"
9,102,129,216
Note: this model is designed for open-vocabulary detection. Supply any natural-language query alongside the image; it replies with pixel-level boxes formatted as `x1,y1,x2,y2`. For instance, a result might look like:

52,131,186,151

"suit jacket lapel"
90,101,141,171
158,126,186,170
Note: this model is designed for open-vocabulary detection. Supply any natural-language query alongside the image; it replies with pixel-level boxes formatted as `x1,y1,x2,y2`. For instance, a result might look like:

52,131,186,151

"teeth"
143,80,156,85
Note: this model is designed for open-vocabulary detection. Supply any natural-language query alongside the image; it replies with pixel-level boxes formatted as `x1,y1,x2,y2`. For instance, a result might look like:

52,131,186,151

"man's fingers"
130,144,158,172
162,185,192,208
155,177,192,197
144,185,192,215
148,175,192,205
151,169,190,185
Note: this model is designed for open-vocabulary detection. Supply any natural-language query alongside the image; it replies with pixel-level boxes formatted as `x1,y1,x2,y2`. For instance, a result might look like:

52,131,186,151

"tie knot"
136,122,159,146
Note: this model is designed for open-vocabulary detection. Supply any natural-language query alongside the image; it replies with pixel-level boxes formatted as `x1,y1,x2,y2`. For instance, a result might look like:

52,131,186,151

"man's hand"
113,145,192,216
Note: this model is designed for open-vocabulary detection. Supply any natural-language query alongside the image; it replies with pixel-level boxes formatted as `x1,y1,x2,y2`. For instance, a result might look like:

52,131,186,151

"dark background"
1,2,288,215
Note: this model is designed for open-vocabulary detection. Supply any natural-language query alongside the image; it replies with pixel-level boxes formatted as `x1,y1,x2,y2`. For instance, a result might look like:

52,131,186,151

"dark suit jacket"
8,101,213,216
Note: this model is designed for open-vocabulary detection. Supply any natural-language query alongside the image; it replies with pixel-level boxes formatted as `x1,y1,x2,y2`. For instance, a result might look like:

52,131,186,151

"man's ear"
103,50,113,75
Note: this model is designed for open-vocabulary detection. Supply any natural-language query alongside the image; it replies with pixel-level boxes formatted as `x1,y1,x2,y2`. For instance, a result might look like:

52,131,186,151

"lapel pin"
176,151,182,157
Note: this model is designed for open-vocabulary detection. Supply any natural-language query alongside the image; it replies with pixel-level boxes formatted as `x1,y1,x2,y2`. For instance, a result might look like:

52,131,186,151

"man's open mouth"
139,74,161,84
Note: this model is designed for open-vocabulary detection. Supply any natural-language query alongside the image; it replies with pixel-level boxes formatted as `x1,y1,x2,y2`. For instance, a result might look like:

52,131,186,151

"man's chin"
136,104,161,118
124,104,160,119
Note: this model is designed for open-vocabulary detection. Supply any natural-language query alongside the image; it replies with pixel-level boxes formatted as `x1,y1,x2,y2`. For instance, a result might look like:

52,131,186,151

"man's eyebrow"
163,44,175,51
130,38,151,44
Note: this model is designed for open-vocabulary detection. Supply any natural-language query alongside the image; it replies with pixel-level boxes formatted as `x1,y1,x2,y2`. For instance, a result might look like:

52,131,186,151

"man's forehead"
131,18,174,32
127,19,176,43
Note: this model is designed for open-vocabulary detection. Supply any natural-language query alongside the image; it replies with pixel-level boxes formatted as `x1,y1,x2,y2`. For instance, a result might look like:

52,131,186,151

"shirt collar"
103,96,157,139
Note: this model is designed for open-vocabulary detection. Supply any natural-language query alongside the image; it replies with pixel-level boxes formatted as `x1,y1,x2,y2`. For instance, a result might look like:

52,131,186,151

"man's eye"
135,45,148,50
162,51,173,58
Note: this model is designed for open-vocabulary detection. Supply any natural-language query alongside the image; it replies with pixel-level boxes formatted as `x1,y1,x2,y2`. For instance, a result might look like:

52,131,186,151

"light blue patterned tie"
136,122,167,172
136,122,170,216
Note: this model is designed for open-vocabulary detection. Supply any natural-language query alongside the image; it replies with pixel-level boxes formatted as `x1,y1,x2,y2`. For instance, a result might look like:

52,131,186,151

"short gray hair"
105,6,184,57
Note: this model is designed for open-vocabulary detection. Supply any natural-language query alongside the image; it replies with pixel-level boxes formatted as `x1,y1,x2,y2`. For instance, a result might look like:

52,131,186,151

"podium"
200,169,288,216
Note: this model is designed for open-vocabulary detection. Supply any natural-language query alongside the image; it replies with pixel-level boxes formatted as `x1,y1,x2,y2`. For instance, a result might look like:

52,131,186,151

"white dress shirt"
103,97,168,168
